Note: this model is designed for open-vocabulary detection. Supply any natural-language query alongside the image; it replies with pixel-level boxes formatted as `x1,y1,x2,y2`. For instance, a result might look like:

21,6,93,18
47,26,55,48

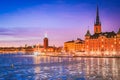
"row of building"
33,34,62,53
64,6,120,56
0,34,62,54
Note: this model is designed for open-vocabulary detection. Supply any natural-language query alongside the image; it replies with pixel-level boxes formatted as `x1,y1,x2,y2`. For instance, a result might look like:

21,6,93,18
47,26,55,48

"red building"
64,6,120,56
43,37,48,49
85,6,120,56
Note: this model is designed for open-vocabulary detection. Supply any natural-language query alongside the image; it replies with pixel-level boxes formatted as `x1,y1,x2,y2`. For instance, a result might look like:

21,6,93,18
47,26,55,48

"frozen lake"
0,54,120,80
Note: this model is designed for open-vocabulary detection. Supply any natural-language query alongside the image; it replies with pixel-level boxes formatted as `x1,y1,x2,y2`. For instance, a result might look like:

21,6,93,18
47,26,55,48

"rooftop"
90,31,116,39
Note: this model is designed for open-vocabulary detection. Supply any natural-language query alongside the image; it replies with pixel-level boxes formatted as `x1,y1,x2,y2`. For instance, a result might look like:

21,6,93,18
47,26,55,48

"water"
0,54,120,80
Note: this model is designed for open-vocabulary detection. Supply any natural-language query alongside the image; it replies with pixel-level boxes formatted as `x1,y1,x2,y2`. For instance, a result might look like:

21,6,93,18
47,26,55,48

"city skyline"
0,0,120,47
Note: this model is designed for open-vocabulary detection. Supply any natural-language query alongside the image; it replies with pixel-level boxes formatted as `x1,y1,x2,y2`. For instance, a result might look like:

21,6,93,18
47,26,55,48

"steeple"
94,5,102,34
85,30,91,36
95,5,101,26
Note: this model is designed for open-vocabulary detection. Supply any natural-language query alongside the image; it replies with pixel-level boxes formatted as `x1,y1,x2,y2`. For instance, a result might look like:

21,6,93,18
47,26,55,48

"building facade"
34,34,62,53
85,6,120,56
64,38,85,52
64,6,120,56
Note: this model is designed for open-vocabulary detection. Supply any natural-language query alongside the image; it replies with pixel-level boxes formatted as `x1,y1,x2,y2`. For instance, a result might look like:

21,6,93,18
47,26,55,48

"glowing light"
102,45,104,48
112,51,116,55
105,51,109,55
102,39,104,41
111,45,113,48
97,51,100,55
34,52,40,56
87,45,88,48
44,32,48,38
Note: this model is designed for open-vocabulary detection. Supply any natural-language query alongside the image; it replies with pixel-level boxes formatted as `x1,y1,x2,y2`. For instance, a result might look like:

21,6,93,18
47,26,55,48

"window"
96,27,98,32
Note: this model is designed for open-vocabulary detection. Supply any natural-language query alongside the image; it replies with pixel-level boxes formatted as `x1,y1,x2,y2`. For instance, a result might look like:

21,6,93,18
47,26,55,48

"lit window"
111,45,113,48
87,46,88,48
102,45,104,48
101,39,103,41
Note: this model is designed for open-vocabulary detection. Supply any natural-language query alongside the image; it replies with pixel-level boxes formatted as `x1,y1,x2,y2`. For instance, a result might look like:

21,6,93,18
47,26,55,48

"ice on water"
0,54,120,80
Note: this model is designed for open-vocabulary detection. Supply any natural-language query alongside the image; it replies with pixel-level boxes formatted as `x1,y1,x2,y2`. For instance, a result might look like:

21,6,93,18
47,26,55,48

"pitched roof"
65,40,74,43
90,31,116,39
75,38,84,44
90,33,101,39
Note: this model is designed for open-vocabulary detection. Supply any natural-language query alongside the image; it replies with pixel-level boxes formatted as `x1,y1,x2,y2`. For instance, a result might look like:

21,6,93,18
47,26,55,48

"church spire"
95,5,101,25
94,5,102,34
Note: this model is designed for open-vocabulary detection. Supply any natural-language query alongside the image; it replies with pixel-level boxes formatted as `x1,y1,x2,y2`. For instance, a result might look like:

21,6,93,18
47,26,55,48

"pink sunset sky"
0,0,120,47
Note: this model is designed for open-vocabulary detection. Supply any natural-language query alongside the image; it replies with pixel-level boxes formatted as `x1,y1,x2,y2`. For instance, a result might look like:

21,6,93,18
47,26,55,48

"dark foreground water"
0,54,120,80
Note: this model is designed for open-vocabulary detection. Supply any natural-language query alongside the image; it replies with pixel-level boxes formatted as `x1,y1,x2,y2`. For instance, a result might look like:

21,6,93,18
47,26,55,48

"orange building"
85,6,120,56
64,6,120,56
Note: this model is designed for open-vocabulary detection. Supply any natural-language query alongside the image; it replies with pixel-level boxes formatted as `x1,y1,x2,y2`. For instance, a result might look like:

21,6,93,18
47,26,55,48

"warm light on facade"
87,45,88,48
102,39,104,41
111,45,113,48
64,5,120,57
102,45,104,48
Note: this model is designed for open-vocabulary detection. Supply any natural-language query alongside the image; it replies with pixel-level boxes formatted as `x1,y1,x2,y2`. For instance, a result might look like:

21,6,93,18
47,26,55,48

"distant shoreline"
0,53,120,58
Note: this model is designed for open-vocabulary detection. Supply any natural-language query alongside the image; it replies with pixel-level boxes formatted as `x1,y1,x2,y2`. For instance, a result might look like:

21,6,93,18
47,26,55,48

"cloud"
0,27,42,38
0,27,15,35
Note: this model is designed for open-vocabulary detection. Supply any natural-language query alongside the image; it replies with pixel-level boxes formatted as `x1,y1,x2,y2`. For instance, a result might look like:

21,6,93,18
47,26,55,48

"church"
64,6,120,56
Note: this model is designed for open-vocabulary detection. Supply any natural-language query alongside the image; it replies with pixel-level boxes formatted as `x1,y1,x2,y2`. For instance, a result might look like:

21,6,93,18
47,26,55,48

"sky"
0,0,120,47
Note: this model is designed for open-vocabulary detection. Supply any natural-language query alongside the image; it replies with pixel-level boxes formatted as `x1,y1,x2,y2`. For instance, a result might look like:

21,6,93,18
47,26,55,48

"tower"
94,5,102,34
43,33,48,49
85,30,91,39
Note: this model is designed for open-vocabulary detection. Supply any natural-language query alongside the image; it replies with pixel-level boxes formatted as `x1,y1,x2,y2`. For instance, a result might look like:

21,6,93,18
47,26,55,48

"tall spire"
94,5,102,34
95,5,101,25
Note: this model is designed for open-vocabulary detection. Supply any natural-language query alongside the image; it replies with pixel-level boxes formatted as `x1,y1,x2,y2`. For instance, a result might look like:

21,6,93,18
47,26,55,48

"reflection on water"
0,54,120,80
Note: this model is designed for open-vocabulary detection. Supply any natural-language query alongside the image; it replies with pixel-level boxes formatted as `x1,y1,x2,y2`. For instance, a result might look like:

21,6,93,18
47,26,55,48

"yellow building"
64,40,75,52
64,38,85,52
